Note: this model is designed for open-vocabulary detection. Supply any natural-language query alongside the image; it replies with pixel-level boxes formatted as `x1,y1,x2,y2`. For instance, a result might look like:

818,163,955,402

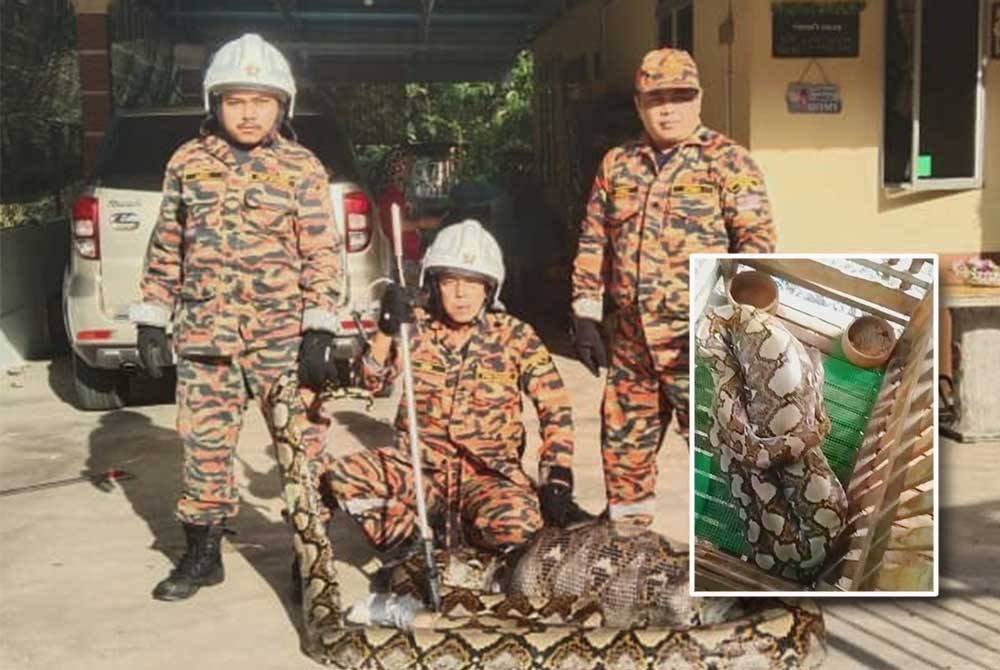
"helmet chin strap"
441,306,485,330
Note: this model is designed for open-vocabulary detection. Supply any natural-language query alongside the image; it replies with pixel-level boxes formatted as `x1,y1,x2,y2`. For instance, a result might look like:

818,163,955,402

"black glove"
571,316,607,377
137,325,169,379
378,282,415,336
539,465,574,528
298,330,337,391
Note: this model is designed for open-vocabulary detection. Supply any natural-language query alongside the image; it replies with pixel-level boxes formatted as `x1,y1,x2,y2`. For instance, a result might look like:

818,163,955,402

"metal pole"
390,203,442,611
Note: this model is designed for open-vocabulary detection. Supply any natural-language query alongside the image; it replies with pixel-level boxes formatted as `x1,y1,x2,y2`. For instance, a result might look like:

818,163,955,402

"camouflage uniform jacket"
131,133,342,356
571,126,775,367
363,310,574,483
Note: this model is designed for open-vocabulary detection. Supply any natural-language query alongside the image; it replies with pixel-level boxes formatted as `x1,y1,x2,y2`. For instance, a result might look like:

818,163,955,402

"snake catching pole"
390,203,442,611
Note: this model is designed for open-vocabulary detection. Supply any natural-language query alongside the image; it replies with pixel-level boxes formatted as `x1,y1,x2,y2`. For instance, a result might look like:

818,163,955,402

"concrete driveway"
1,346,997,669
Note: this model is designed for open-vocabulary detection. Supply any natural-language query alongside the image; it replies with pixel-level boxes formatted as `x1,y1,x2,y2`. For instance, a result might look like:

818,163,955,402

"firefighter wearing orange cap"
570,48,776,526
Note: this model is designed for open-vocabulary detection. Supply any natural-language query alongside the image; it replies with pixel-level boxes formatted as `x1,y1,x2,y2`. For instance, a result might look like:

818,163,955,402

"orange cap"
634,48,700,93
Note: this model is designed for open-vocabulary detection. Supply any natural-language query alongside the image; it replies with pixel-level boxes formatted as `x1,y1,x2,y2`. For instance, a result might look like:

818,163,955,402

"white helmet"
203,34,298,118
421,220,505,308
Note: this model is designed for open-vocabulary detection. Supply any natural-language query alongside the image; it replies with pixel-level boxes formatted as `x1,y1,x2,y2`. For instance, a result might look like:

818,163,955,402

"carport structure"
73,0,564,171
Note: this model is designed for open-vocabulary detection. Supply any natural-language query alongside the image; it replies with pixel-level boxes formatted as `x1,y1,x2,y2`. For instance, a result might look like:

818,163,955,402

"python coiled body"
266,370,826,668
696,303,848,580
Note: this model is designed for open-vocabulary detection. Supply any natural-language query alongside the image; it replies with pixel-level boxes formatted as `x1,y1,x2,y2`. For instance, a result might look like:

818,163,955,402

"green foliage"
0,0,178,227
1,0,81,219
403,50,535,183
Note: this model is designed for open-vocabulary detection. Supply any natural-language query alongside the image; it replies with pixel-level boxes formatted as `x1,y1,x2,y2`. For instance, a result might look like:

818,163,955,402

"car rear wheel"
72,353,128,411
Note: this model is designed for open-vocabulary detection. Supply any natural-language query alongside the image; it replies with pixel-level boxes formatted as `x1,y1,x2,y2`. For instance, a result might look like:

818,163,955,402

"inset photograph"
690,255,937,595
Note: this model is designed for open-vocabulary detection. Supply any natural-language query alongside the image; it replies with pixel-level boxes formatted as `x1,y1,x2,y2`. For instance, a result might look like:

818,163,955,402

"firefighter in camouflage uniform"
571,48,776,526
129,34,342,601
325,220,575,553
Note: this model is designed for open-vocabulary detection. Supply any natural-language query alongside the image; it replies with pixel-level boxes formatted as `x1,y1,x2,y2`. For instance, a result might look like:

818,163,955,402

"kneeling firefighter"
325,220,577,553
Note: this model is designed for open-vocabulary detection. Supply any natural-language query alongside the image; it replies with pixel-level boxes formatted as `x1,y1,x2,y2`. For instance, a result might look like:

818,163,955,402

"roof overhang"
143,0,564,83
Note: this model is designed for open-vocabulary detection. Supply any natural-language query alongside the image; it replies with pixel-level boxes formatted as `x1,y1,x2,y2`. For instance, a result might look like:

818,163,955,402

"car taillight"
343,191,372,253
76,329,112,341
72,196,100,260
339,317,377,333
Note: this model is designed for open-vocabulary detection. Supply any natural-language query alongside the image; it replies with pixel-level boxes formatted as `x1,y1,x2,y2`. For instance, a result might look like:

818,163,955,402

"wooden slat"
894,289,934,350
845,314,933,590
895,489,934,520
775,302,844,339
773,315,837,356
835,554,934,591
903,452,934,489
903,454,934,489
694,542,806,591
856,415,933,492
850,470,895,516
888,524,934,551
850,258,933,290
740,258,919,321
873,560,935,591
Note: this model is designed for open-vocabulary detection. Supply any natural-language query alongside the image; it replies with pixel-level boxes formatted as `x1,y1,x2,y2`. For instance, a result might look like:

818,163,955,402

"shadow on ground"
82,408,310,635
825,496,1000,670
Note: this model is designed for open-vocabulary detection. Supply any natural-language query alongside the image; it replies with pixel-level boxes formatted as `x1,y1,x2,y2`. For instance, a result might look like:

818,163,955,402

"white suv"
64,107,390,410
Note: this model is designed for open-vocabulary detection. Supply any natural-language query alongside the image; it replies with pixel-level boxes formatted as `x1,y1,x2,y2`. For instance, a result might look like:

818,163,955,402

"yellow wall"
742,0,1000,253
531,0,998,254
693,0,753,146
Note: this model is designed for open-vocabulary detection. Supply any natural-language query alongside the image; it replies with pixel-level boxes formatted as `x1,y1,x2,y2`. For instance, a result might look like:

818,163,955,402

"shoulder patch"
726,174,763,193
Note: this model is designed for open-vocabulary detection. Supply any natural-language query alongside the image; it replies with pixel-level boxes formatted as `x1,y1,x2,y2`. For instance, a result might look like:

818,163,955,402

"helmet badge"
244,63,260,78
462,252,476,264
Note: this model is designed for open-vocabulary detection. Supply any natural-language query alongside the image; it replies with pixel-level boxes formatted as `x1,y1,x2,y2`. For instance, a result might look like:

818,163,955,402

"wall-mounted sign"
992,2,1000,59
787,83,842,113
772,2,864,58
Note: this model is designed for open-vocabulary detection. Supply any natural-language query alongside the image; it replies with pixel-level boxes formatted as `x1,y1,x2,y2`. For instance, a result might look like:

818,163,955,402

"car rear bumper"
66,265,374,370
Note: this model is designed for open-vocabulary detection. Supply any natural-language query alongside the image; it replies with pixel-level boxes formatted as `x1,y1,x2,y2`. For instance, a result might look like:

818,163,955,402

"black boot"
153,522,225,601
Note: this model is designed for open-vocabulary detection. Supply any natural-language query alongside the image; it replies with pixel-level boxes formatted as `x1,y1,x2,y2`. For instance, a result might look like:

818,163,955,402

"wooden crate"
692,257,936,592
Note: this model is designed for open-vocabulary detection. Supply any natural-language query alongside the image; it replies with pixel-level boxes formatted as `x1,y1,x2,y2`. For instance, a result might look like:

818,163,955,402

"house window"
658,0,693,52
883,0,987,190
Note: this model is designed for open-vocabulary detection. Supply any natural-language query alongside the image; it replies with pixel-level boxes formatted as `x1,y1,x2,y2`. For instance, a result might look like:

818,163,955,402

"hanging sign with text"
786,83,842,114
772,4,862,58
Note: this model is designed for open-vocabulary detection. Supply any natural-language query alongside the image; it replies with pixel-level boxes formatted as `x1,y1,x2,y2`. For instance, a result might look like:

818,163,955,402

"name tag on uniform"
249,172,297,189
413,360,448,377
611,183,637,199
183,170,225,182
477,368,517,384
671,182,715,196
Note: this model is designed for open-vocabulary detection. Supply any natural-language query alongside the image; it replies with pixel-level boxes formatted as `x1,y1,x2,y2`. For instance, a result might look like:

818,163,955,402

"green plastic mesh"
693,353,885,558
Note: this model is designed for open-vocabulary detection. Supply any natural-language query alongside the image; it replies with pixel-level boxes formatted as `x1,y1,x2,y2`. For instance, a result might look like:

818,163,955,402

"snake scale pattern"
696,303,848,581
266,370,826,668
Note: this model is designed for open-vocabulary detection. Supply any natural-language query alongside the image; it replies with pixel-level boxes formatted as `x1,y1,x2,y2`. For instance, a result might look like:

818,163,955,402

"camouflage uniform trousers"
602,310,689,525
176,337,330,525
325,446,543,553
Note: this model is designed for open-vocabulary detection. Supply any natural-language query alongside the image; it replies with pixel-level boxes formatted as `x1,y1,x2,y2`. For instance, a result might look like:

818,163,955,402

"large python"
266,370,826,668
696,303,848,581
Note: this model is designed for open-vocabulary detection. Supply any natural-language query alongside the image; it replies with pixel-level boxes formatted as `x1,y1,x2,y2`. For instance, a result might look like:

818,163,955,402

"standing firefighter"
326,220,575,554
129,33,342,601
571,48,776,526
